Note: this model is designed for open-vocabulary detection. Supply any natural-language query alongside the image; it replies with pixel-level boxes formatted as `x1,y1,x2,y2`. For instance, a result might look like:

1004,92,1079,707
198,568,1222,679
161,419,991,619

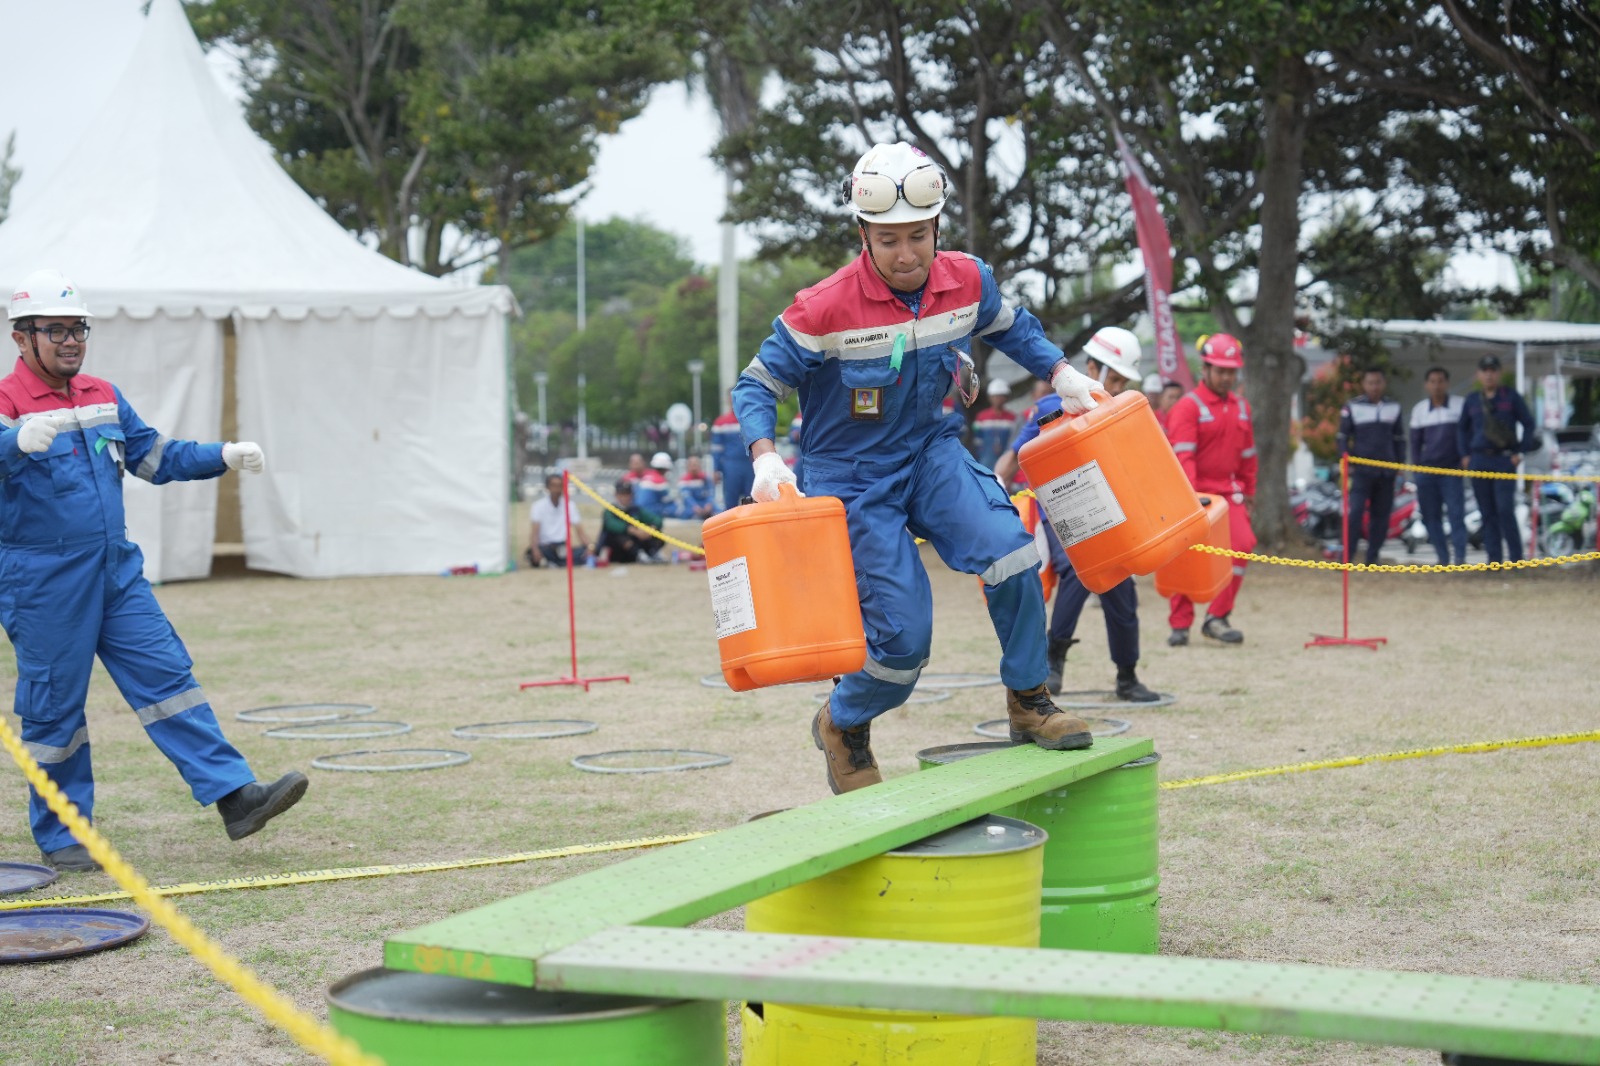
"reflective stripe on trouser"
0,540,254,852
1042,518,1139,664
809,435,1047,730
1169,499,1255,629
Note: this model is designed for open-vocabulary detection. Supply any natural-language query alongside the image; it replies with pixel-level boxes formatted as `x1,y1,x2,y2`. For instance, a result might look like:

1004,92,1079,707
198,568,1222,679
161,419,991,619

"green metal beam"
386,736,1152,986
540,926,1600,1065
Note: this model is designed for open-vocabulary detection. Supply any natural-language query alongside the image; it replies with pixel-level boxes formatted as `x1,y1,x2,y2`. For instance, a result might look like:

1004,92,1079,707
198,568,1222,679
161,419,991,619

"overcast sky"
2,0,1511,288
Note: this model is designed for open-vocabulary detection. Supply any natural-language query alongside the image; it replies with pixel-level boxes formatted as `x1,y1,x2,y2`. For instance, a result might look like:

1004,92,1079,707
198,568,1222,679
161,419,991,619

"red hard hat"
1198,333,1243,369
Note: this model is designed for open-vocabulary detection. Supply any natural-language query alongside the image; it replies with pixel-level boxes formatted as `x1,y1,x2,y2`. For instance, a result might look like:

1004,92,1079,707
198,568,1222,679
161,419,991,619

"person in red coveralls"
1165,333,1256,646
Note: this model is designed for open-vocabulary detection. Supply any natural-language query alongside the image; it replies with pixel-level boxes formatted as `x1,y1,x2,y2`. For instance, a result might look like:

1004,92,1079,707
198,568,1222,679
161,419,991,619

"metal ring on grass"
237,703,377,724
451,719,599,740
310,748,471,773
1056,690,1177,710
264,721,412,741
916,673,1003,689
571,749,732,774
810,688,952,706
974,716,1132,740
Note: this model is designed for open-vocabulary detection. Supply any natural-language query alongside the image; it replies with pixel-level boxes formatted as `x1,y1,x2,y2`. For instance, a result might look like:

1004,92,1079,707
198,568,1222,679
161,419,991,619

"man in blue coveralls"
2,269,307,872
732,142,1103,793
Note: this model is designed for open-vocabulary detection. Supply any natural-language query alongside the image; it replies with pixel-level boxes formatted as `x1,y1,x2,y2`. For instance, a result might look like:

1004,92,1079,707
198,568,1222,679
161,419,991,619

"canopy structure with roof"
0,0,514,580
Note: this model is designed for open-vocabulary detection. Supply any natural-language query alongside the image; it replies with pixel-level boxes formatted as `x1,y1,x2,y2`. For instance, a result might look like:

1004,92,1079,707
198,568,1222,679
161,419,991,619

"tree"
0,132,18,227
188,0,684,275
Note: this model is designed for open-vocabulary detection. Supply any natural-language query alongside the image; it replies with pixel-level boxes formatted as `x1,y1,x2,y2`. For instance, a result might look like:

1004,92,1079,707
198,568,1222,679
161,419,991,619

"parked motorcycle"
1295,477,1417,558
1537,482,1598,558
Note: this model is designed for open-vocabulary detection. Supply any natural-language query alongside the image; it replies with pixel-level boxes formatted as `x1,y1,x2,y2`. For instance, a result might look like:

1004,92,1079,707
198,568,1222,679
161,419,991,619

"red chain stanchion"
1306,455,1387,651
519,470,631,692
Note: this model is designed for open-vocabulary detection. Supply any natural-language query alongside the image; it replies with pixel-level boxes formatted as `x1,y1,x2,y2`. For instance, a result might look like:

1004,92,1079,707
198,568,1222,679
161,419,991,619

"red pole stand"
520,469,631,692
1307,455,1387,651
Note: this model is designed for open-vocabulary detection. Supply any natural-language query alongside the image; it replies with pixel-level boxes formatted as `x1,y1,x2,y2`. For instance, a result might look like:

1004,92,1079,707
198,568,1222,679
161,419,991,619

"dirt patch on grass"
1,550,1595,1064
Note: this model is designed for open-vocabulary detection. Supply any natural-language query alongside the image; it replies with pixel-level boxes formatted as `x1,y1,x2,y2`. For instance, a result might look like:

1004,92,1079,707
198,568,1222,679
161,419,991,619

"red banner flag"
1115,131,1192,390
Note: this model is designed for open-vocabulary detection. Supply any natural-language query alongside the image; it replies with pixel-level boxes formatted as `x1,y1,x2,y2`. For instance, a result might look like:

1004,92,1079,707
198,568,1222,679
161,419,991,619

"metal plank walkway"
386,736,1153,986
541,926,1600,1065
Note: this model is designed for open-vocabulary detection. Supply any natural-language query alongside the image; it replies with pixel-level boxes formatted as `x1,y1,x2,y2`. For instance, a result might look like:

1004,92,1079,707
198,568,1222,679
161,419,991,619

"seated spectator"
599,481,666,564
635,451,674,513
674,455,717,519
526,474,592,568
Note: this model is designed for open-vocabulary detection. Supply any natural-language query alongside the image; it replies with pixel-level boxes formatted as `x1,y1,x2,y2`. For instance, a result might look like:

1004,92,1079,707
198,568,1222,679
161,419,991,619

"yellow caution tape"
1190,542,1600,573
566,472,707,555
1348,455,1600,482
0,717,383,1066
0,832,710,911
1161,729,1600,790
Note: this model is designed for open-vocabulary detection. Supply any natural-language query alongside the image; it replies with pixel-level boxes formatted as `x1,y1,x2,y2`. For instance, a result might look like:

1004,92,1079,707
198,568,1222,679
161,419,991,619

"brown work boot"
811,699,882,794
1006,684,1094,750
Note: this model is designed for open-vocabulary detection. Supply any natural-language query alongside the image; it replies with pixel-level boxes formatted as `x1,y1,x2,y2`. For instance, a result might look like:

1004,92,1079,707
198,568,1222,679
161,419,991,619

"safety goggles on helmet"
849,164,946,216
20,322,91,344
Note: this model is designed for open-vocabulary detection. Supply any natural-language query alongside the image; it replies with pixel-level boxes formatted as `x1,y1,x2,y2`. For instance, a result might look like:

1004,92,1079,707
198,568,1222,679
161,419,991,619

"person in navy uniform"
1409,366,1467,565
1337,366,1406,565
1457,354,1538,565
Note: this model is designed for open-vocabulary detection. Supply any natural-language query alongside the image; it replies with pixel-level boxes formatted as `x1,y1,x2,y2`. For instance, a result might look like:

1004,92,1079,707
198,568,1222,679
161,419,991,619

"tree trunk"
1246,59,1312,550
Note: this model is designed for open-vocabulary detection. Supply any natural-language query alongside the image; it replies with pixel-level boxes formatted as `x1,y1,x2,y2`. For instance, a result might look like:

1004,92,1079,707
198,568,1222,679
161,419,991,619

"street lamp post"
686,358,705,453
532,372,549,467
576,372,588,460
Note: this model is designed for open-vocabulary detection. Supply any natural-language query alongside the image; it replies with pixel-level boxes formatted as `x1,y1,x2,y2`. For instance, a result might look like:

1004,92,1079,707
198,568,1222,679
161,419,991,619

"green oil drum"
327,968,725,1065
743,813,1045,1066
917,741,1161,954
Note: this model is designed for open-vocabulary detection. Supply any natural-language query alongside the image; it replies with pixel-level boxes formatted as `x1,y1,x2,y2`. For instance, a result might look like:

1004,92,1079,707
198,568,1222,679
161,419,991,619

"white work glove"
1050,362,1101,416
17,414,63,454
222,441,266,473
750,450,800,503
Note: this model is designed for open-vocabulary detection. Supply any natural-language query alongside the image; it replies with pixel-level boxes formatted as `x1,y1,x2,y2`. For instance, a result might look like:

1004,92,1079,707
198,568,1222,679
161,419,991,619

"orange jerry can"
1018,390,1206,594
701,484,866,691
1153,494,1232,602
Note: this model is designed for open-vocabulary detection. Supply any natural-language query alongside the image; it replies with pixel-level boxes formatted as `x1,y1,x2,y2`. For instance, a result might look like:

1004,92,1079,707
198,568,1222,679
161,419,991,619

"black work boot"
218,771,309,841
42,843,101,873
1201,614,1244,644
1005,684,1094,750
1167,628,1189,647
811,700,881,795
1044,638,1077,695
1115,664,1160,702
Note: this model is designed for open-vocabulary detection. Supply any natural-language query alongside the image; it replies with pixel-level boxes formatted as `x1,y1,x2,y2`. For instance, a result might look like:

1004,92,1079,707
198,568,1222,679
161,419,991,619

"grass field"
1,543,1596,1065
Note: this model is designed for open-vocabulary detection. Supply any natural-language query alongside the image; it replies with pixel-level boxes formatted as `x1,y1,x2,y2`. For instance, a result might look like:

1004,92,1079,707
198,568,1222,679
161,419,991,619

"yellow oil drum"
917,743,1161,954
742,814,1045,1066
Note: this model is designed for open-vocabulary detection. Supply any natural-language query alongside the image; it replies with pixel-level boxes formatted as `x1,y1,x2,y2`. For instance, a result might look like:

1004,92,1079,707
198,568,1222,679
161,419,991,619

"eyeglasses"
23,323,91,344
849,164,946,215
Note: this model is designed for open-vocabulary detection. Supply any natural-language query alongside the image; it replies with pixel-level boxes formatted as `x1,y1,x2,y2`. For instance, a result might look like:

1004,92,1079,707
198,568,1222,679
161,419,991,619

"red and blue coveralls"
1165,382,1258,629
733,250,1062,729
710,410,753,511
0,358,254,853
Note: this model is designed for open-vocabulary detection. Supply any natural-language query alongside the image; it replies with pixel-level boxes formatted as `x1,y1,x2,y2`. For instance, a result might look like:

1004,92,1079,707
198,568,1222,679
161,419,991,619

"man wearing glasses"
1,268,307,872
732,142,1103,794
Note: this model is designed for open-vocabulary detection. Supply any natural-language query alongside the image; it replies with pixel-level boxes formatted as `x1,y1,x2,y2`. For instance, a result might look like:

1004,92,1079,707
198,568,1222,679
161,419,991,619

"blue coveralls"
0,360,254,853
733,251,1061,730
711,414,753,512
1011,395,1140,665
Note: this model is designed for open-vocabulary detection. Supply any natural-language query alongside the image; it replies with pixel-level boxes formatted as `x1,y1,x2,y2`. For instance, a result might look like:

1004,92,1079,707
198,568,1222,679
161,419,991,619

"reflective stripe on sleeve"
1172,442,1197,453
134,435,169,482
976,303,1016,337
1240,447,1257,458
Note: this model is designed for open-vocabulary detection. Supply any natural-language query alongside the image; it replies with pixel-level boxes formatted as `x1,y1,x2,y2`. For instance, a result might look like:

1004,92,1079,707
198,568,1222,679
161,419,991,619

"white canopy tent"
1376,320,1600,421
0,0,514,580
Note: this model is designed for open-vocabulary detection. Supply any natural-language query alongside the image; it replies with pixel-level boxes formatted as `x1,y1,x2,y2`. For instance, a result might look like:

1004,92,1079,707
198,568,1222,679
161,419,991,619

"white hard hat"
9,268,93,321
986,377,1012,396
650,451,673,470
1142,373,1163,393
846,142,948,225
1081,326,1141,382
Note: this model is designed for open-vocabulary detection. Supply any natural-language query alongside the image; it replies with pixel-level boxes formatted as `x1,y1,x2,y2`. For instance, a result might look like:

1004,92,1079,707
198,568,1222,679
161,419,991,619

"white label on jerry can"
1038,459,1127,547
708,556,758,638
